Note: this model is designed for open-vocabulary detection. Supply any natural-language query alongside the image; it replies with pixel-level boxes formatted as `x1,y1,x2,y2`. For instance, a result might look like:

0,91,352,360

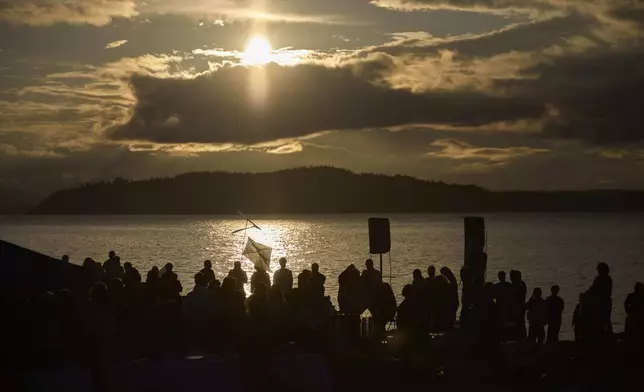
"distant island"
31,167,644,214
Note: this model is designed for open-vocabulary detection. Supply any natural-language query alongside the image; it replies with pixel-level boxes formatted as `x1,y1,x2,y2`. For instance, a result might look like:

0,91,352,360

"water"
1,213,643,338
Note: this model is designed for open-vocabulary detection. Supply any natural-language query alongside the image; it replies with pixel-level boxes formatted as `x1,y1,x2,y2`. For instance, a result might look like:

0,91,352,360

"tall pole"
239,219,249,262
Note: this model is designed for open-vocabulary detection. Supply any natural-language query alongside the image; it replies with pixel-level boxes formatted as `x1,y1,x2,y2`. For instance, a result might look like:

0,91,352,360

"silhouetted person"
183,272,217,350
310,263,326,288
494,271,513,321
103,251,124,279
546,285,564,343
373,282,397,339
397,284,428,340
247,282,270,318
273,257,293,295
478,282,501,350
104,250,117,267
412,269,425,293
362,259,382,314
625,282,644,347
424,265,438,326
160,263,182,299
590,262,613,336
433,274,452,331
338,264,363,315
362,259,382,287
228,261,248,297
510,270,527,340
251,265,271,294
221,276,247,347
298,269,312,291
82,257,99,288
440,266,459,328
145,267,160,293
526,288,547,345
124,265,141,288
86,282,117,361
268,284,288,341
200,260,216,285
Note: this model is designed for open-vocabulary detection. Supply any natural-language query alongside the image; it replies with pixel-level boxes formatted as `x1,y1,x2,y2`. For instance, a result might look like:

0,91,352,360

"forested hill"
32,167,644,214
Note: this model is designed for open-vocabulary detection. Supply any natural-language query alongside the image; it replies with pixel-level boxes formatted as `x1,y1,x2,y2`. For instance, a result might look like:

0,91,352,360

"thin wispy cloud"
0,0,138,26
105,40,128,49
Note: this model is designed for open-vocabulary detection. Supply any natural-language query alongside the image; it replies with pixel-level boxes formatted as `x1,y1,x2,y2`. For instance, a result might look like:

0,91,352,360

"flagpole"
239,218,249,262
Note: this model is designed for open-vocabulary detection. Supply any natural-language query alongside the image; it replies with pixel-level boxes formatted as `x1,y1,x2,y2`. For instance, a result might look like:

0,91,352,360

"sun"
243,36,273,66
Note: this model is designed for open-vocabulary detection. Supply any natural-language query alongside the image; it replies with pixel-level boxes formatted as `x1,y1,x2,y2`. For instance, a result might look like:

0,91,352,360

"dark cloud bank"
107,62,544,144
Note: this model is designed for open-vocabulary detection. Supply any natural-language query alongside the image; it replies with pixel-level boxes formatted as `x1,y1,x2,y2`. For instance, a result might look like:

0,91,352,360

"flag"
242,237,272,272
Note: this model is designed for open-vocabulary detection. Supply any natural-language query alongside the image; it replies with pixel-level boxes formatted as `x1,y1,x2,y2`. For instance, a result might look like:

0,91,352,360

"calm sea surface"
1,214,643,338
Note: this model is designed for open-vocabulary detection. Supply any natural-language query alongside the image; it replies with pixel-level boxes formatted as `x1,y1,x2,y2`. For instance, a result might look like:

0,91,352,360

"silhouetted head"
125,268,142,286
222,276,237,292
366,259,374,269
509,270,519,282
498,271,506,283
635,282,644,294
402,284,413,298
108,251,116,259
597,262,610,276
279,258,287,268
349,264,356,270
312,263,320,273
204,260,212,269
255,265,264,272
234,261,241,270
412,269,423,280
551,285,560,296
146,268,159,284
533,287,542,299
427,265,436,278
123,262,132,271
194,272,207,287
164,263,173,273
61,255,69,263
83,257,94,268
440,266,454,278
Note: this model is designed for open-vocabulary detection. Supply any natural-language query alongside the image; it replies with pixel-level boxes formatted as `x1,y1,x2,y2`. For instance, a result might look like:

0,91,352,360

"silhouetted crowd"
6,252,644,371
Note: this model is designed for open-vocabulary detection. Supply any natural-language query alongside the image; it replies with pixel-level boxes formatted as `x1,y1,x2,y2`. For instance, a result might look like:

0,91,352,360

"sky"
1,0,643,194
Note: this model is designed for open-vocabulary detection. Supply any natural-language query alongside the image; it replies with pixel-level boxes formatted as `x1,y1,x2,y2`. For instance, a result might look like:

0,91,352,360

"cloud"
0,0,138,26
107,60,544,144
105,40,128,49
498,45,644,145
426,138,548,161
143,0,347,25
370,0,552,14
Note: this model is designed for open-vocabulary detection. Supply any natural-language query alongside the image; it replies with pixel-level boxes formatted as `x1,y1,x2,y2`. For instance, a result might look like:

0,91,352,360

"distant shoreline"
26,167,644,214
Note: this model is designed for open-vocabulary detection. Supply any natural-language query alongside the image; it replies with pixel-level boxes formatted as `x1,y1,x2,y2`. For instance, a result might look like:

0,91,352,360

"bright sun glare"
243,36,273,66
